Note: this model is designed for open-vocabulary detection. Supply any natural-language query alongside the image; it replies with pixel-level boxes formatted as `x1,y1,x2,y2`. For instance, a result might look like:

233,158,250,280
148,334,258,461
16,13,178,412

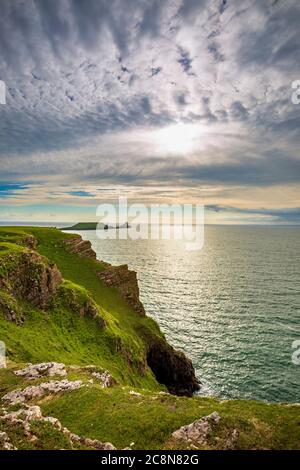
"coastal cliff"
0,227,299,450
0,227,199,396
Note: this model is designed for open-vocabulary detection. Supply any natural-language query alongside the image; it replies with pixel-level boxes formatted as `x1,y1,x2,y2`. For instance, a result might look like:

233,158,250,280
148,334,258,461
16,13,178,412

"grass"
0,226,299,450
1,364,299,450
40,386,300,450
0,226,162,389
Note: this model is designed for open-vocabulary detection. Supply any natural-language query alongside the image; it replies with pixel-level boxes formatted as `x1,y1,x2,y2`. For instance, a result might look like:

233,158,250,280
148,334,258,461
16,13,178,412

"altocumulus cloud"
0,0,300,222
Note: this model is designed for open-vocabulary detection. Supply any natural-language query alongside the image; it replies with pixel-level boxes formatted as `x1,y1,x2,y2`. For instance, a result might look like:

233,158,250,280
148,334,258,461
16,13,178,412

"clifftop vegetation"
0,227,299,450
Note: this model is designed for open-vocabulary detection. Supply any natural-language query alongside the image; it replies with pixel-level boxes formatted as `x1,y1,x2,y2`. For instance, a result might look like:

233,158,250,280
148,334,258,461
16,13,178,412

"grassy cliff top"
61,222,100,230
0,226,163,389
0,226,299,450
61,222,129,230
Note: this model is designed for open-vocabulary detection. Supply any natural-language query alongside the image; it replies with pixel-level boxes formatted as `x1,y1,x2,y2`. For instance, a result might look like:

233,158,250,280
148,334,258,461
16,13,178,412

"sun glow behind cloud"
154,123,203,155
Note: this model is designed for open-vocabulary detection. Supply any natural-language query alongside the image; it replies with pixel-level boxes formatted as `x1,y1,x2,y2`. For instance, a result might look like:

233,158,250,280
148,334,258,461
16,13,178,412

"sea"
2,222,300,402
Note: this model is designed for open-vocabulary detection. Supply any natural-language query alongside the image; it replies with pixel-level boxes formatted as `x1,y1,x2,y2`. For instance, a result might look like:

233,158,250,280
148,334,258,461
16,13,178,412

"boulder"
15,362,67,379
2,379,83,405
172,412,221,444
91,370,115,388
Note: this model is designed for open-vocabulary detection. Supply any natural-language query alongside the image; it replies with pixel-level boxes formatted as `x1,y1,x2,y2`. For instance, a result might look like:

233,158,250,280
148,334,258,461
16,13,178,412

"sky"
0,0,300,224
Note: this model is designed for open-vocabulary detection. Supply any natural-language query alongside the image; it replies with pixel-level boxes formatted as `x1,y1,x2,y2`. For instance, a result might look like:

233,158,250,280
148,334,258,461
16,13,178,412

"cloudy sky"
0,0,300,223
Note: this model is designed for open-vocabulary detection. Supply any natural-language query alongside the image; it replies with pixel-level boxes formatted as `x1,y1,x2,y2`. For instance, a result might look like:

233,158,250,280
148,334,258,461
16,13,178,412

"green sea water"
70,226,300,403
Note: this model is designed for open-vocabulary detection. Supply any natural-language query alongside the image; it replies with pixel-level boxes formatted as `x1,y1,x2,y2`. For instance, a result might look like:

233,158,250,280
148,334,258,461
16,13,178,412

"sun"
156,123,200,155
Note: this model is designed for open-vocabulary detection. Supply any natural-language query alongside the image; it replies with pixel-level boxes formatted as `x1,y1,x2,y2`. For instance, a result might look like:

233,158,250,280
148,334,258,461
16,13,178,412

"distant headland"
61,222,130,231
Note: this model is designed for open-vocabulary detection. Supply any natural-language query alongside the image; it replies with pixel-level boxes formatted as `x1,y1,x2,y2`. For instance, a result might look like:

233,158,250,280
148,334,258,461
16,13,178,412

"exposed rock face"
64,235,145,317
14,362,67,380
2,250,62,309
2,379,83,406
91,371,115,388
79,303,106,328
225,428,239,449
147,340,200,396
63,236,96,259
98,264,145,316
21,235,38,250
0,292,25,325
0,431,15,450
61,286,107,328
172,412,221,444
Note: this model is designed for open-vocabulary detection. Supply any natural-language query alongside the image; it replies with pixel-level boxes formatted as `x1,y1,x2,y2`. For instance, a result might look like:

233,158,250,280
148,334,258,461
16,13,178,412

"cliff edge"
0,227,199,396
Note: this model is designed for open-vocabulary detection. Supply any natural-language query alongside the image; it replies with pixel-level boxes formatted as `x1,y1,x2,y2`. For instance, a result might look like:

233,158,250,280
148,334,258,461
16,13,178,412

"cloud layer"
0,0,300,222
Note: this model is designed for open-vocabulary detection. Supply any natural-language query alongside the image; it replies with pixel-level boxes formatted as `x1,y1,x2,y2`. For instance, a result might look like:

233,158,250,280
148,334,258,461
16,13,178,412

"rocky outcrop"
0,431,15,450
60,284,107,328
147,340,200,396
2,379,83,406
63,235,145,315
172,412,220,444
91,371,115,388
0,250,62,309
14,362,67,380
21,235,38,250
0,292,25,325
63,236,96,259
98,264,145,316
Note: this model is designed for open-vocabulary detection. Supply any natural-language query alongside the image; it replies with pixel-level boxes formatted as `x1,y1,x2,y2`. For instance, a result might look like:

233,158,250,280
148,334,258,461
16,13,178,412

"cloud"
0,0,299,222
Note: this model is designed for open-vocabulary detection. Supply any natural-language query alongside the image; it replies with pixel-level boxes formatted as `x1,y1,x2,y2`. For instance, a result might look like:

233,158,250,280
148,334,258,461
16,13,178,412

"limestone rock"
15,362,67,379
1,406,43,423
1,250,62,309
91,370,115,388
0,292,24,325
21,235,38,250
172,412,221,444
129,390,142,397
2,379,83,406
225,428,239,449
43,416,62,430
0,431,15,450
83,438,116,450
63,236,96,259
98,264,145,316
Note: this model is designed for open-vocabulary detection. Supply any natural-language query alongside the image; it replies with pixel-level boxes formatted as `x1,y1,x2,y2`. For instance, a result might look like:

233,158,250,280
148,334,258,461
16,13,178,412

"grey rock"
172,411,221,444
15,362,67,379
0,431,15,450
83,438,116,450
91,371,115,388
2,379,83,405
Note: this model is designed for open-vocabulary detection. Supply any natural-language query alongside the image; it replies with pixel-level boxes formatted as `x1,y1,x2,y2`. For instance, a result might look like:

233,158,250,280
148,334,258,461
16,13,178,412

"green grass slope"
0,226,299,450
0,226,162,389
